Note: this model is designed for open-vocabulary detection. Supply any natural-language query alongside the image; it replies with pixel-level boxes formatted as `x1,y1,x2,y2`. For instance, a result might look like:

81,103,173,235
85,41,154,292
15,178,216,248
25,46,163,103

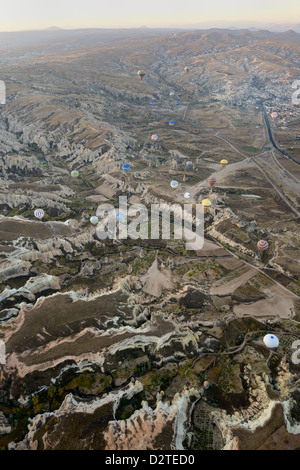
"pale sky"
0,0,299,32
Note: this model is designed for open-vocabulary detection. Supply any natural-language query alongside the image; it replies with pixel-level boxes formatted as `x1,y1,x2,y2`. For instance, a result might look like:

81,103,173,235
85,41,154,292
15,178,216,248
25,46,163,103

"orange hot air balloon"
220,159,228,168
184,66,189,73
137,70,146,81
208,176,216,187
257,240,269,252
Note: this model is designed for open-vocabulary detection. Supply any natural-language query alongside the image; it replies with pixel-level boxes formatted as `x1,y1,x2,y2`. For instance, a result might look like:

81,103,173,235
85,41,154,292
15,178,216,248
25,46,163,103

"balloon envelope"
201,199,211,208
90,216,99,225
41,161,47,167
137,70,145,80
169,120,175,126
208,176,216,186
184,67,189,73
257,240,269,251
71,170,79,178
170,180,179,188
186,161,193,167
184,192,191,199
151,134,158,141
122,163,131,172
220,159,228,168
263,334,279,349
116,210,125,222
34,209,45,219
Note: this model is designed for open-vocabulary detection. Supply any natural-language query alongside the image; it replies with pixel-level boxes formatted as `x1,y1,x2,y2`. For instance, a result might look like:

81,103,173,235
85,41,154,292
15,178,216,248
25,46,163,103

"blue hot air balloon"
150,99,155,105
122,163,131,172
116,210,125,222
176,100,180,105
169,120,175,127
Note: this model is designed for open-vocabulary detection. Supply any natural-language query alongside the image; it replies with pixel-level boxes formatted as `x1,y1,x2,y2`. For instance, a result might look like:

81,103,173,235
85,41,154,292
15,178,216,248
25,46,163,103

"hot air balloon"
34,209,45,220
169,92,175,96
116,210,125,222
41,161,47,167
257,240,269,252
169,120,175,127
137,70,145,81
201,199,212,213
186,161,193,168
220,159,228,168
170,180,179,189
150,99,155,105
122,163,131,172
271,112,278,121
208,176,216,187
175,100,180,105
151,134,158,141
263,334,279,350
90,216,99,225
184,66,189,73
184,192,191,199
71,170,79,178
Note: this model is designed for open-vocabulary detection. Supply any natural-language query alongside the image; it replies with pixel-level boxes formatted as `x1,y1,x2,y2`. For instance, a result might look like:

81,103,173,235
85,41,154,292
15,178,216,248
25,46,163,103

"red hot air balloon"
208,176,216,187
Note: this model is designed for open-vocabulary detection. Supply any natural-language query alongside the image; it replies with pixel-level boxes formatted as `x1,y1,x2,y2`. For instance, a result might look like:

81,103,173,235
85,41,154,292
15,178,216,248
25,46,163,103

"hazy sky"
0,0,299,31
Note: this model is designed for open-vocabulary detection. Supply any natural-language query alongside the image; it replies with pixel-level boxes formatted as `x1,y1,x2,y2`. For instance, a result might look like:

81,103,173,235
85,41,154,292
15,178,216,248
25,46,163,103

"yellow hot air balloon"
137,70,146,81
201,199,212,213
220,159,228,168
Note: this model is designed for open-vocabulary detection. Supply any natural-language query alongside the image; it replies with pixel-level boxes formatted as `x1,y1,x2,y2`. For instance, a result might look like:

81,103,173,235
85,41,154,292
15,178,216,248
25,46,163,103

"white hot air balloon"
90,216,99,225
184,192,191,199
170,180,179,189
263,334,279,350
34,209,45,220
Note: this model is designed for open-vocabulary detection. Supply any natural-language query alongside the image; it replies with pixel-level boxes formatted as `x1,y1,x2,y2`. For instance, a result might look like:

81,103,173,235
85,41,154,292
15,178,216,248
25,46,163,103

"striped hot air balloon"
34,209,45,220
201,199,212,213
186,161,193,168
208,176,216,187
41,161,48,167
257,240,269,252
122,163,131,172
220,159,228,168
137,70,145,80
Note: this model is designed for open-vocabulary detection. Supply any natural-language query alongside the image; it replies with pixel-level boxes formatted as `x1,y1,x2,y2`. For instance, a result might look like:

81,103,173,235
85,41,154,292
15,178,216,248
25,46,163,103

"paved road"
260,104,300,166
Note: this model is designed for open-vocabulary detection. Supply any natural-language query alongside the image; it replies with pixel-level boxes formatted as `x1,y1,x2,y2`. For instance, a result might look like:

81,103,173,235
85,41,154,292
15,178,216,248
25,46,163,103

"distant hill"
45,26,64,31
